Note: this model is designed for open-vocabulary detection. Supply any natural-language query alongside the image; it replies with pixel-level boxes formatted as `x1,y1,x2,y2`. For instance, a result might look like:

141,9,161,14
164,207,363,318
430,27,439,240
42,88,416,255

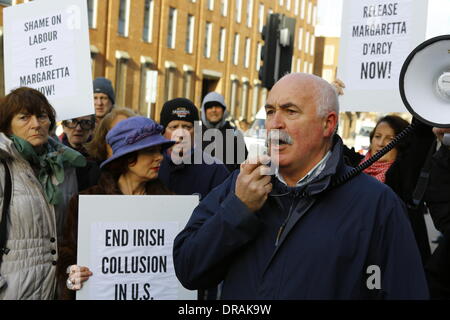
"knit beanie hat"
160,98,199,128
93,77,115,105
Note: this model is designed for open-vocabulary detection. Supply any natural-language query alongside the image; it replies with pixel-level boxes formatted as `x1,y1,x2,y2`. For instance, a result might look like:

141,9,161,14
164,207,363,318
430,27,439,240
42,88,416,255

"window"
118,0,130,37
115,56,128,106
139,65,157,118
300,0,305,19
167,7,177,49
233,33,240,65
322,69,333,83
204,22,213,58
298,28,303,50
324,45,335,65
230,78,239,117
235,0,242,23
307,2,312,24
303,61,308,73
252,83,260,116
221,0,228,16
183,71,194,100
286,0,291,10
218,27,226,62
244,38,250,68
164,65,176,101
310,35,315,55
305,31,310,54
308,62,313,74
87,0,97,28
241,81,249,119
208,0,214,11
294,0,299,15
185,15,195,54
0,0,12,5
258,3,264,32
313,5,317,25
256,42,261,71
143,0,154,43
246,0,253,28
297,58,301,72
278,0,283,6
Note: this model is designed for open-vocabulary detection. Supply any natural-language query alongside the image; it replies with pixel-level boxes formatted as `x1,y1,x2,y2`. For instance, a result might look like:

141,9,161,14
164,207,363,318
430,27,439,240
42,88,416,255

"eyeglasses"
62,119,94,130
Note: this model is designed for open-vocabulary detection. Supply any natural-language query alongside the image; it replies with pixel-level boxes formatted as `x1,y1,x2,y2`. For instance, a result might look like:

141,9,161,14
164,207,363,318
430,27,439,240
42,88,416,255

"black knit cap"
160,98,199,128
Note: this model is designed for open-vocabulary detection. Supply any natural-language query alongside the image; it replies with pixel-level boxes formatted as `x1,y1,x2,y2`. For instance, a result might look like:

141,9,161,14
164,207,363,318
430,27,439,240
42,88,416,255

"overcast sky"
316,0,450,38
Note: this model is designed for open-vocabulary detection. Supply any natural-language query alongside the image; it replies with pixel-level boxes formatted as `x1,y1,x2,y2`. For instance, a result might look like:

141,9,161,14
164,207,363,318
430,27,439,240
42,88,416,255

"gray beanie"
93,77,115,105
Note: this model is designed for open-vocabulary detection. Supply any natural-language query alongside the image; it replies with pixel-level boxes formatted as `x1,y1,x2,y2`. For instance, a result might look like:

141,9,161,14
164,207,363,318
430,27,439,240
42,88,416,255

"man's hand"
433,127,450,147
235,158,273,213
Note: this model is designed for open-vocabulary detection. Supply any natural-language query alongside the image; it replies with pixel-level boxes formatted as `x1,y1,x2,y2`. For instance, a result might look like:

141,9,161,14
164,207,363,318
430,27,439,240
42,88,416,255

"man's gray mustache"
267,130,294,146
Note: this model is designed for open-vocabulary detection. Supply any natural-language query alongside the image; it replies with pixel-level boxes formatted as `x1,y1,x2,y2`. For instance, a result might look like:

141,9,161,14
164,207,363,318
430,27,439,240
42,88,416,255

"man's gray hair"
315,78,340,118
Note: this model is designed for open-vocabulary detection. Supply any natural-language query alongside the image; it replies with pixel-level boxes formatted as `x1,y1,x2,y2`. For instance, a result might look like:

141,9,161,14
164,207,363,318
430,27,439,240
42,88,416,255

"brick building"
0,0,318,122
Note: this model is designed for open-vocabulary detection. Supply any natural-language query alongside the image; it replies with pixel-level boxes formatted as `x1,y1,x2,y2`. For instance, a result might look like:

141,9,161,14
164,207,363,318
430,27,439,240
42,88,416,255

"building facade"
0,0,318,122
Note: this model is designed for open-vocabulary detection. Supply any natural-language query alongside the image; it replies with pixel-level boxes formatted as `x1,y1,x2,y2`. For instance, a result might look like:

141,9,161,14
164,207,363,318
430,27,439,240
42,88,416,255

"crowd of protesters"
0,73,449,300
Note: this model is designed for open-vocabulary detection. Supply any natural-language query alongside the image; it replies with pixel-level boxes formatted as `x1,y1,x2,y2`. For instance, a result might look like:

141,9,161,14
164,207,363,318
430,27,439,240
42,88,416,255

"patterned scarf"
360,152,393,183
10,135,86,205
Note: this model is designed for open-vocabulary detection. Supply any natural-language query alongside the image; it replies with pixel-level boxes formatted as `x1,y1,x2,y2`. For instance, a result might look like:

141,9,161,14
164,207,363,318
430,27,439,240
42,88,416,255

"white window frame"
233,33,240,65
258,3,264,32
246,0,253,28
167,7,177,49
118,0,130,37
208,0,214,11
235,0,242,23
143,0,154,43
219,27,226,62
221,0,228,16
244,37,251,68
185,15,195,54
204,22,213,58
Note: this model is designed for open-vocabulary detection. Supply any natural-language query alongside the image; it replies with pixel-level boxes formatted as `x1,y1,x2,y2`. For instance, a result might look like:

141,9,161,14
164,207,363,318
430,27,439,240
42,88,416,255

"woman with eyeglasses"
0,87,86,299
61,115,101,191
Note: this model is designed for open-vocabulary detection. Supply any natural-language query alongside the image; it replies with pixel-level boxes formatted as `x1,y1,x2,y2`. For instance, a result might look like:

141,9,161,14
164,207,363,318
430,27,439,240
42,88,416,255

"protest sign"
3,0,93,121
337,0,428,112
77,195,199,300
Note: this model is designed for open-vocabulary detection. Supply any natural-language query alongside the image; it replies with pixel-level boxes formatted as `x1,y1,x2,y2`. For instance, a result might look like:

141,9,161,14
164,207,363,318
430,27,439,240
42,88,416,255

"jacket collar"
269,135,345,198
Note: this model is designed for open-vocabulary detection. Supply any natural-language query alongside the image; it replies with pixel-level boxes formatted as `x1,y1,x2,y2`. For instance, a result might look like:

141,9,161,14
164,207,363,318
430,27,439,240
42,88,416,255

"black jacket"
425,145,450,299
343,120,436,264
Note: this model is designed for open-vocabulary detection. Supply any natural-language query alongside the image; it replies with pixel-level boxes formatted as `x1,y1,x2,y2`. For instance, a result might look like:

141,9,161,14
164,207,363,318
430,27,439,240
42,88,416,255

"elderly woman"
0,87,85,299
57,116,174,299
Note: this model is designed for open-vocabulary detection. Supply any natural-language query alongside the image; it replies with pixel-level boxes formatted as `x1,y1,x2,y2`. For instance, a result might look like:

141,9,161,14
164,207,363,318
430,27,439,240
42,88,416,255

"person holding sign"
57,116,175,299
0,87,85,300
174,73,429,299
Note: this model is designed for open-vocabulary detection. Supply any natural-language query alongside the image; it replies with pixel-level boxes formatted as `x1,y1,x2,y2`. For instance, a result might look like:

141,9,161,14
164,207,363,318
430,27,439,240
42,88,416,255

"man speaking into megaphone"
173,73,429,300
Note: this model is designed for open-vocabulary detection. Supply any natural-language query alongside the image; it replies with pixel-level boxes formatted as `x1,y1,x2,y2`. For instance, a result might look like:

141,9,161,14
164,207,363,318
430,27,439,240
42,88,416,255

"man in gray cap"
93,77,115,126
201,92,248,172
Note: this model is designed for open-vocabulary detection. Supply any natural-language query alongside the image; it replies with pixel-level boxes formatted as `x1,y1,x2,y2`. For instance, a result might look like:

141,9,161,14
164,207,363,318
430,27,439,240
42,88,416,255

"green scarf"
10,135,86,205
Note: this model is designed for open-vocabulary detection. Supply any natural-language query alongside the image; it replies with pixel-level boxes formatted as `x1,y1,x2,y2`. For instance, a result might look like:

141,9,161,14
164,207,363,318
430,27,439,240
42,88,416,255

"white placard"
77,195,199,300
3,0,94,121
337,0,428,112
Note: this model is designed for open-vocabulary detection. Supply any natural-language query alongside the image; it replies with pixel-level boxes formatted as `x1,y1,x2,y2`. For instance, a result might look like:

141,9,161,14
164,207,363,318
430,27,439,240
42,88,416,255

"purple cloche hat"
100,116,175,168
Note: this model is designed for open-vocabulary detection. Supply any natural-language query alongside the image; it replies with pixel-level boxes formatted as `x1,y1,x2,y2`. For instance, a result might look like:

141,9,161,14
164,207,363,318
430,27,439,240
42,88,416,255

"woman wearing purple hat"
57,116,175,299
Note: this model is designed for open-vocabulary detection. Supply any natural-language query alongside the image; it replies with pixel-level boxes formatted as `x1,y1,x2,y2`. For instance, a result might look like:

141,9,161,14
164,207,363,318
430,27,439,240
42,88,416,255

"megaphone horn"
399,35,450,129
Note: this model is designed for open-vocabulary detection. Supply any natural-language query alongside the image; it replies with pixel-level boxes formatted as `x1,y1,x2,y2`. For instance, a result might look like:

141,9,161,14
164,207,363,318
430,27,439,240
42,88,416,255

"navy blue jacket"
174,136,429,299
158,149,230,201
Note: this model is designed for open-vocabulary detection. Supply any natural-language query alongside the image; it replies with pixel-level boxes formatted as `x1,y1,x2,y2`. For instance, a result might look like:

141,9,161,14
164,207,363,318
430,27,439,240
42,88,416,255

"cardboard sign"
3,0,94,121
337,0,428,112
77,195,199,300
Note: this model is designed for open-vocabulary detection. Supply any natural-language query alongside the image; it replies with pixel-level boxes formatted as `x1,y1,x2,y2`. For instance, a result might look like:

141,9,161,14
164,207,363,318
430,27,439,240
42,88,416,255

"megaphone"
399,34,450,145
333,35,450,188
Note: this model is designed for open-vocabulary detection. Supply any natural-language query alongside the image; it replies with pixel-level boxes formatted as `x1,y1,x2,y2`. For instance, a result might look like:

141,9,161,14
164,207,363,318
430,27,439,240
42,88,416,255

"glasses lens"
79,120,93,130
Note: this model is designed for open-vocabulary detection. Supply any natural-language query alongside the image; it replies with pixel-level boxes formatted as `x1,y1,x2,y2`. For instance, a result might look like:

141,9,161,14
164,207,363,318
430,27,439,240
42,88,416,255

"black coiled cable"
331,121,418,189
